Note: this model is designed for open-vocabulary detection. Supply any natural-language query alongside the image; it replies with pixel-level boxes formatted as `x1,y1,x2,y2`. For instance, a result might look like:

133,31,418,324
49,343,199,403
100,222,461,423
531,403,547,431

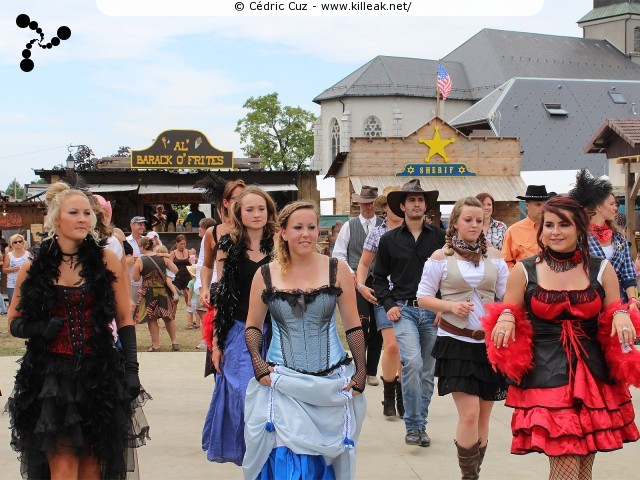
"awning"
87,184,138,193
139,183,298,195
350,176,527,202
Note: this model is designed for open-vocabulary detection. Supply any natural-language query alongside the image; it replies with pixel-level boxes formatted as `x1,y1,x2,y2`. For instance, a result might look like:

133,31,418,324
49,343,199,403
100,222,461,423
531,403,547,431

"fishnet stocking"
345,326,366,392
578,454,594,480
549,456,579,480
245,326,270,381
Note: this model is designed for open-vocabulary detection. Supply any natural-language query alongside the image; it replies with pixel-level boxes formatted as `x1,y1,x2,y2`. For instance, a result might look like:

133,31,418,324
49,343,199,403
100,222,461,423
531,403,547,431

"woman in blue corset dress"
243,201,367,480
202,186,277,466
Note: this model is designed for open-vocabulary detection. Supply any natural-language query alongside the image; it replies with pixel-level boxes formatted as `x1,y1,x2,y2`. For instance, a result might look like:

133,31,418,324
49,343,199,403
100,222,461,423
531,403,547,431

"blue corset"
263,287,347,375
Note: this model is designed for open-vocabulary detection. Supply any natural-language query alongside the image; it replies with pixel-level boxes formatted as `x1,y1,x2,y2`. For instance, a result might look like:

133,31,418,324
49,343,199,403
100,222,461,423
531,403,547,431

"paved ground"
1,352,638,479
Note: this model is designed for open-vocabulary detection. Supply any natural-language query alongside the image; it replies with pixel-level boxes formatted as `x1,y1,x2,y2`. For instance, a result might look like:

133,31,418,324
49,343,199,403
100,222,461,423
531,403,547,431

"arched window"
363,116,383,138
635,26,640,53
330,118,340,159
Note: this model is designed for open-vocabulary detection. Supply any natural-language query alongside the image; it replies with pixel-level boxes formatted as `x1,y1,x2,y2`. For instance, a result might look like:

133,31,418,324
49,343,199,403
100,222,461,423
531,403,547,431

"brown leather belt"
439,318,485,340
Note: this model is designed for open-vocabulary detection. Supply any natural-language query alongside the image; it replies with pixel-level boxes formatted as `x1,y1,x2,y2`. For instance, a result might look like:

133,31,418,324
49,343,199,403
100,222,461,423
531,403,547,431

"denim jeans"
392,301,437,432
7,287,15,306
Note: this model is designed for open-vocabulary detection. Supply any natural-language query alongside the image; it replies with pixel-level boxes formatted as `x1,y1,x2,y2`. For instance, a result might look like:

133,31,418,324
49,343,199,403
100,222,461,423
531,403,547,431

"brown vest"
440,254,497,329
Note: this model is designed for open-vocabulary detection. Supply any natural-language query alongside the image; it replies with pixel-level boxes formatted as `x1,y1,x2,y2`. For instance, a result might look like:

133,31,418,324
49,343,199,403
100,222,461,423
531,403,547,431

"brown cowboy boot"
381,377,396,416
477,441,487,476
395,376,404,417
455,440,481,480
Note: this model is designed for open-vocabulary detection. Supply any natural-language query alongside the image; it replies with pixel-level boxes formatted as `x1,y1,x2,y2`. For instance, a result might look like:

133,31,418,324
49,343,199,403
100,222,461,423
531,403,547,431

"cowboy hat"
187,265,197,277
374,186,401,210
387,179,439,218
516,185,550,201
351,185,378,203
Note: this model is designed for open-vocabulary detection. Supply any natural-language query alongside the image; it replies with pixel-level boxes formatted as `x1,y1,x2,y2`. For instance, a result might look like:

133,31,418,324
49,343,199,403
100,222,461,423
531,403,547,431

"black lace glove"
118,325,141,401
345,326,366,393
245,326,270,381
10,316,65,341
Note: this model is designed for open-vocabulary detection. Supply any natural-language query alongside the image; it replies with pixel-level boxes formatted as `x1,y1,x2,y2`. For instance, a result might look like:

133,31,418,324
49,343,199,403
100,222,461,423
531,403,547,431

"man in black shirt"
373,179,444,447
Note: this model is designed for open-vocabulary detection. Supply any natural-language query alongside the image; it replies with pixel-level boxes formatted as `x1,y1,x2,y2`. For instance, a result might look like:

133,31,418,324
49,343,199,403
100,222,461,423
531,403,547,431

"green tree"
5,179,24,200
235,92,316,171
112,146,131,157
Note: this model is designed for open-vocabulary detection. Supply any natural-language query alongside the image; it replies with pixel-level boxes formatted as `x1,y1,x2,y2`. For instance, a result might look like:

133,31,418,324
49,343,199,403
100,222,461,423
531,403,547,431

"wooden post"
435,66,441,119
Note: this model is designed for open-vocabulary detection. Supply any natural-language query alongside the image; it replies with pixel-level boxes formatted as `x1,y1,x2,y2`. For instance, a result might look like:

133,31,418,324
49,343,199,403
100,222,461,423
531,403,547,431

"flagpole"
435,62,441,119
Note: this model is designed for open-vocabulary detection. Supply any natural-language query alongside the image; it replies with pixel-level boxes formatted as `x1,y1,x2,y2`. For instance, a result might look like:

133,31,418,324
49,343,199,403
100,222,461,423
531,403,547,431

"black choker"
60,251,80,269
544,247,582,273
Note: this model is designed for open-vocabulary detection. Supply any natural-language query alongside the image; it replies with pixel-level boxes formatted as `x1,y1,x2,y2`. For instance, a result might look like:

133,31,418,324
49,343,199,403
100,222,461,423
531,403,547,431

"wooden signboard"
131,130,234,170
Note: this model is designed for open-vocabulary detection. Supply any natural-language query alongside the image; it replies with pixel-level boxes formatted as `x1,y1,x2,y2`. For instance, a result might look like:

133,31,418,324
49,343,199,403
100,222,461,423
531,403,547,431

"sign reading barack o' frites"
131,130,234,170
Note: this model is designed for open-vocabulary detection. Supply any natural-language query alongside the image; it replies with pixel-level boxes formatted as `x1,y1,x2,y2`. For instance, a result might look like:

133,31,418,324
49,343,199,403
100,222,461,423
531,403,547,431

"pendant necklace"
61,251,80,269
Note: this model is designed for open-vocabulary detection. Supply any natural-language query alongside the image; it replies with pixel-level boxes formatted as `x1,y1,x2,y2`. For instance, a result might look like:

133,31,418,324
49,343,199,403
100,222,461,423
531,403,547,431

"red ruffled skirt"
506,358,639,456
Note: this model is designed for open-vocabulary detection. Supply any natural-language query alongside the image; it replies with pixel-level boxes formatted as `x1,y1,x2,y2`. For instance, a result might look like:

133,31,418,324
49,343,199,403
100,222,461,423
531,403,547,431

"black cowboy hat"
387,179,439,218
516,185,550,201
352,185,378,203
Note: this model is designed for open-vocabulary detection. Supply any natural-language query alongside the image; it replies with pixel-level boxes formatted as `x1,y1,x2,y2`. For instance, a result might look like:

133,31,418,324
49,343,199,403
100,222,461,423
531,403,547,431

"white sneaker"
196,340,207,349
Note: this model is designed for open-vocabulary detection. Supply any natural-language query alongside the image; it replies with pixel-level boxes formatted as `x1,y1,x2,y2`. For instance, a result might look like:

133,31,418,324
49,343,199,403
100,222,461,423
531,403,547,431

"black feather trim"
568,169,613,210
195,173,227,205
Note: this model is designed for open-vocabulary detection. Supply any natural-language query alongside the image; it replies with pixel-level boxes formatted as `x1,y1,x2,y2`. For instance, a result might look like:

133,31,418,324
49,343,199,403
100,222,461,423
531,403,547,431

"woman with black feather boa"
202,186,276,466
6,182,149,479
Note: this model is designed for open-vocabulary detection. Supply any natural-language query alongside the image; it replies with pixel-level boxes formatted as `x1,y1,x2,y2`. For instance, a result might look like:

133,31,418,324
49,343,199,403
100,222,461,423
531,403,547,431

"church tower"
579,0,640,64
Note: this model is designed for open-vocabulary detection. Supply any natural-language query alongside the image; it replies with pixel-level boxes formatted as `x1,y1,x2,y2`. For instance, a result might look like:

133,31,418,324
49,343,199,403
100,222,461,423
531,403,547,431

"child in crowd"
186,265,206,339
155,245,180,301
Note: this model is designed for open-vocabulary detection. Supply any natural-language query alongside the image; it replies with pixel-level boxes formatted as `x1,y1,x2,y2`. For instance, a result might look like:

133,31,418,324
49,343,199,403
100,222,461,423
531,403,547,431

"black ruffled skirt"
7,349,150,479
432,336,507,401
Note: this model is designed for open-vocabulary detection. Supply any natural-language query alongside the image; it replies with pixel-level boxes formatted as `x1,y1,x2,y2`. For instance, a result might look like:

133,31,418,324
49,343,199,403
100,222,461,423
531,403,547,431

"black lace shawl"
213,234,274,352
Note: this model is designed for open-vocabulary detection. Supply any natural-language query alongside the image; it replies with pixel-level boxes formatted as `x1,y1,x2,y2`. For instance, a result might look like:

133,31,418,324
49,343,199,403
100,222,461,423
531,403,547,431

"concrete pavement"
1,353,638,479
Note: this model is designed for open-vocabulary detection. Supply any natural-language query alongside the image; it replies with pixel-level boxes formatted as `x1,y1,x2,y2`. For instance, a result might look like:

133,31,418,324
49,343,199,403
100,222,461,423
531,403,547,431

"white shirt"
332,214,377,273
417,257,509,343
105,235,124,260
193,235,206,291
126,234,142,287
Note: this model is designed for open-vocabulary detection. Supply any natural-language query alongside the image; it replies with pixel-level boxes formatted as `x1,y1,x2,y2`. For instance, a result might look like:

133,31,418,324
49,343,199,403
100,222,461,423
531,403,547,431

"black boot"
395,376,405,418
455,440,481,480
381,377,396,416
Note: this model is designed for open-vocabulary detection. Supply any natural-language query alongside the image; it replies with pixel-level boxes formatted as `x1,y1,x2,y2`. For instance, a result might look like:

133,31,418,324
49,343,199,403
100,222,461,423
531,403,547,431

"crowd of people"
2,169,640,479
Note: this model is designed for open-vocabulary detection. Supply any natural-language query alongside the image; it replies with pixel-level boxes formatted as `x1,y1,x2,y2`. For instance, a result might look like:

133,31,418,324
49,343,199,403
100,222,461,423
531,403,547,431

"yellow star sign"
419,126,456,163
407,166,415,174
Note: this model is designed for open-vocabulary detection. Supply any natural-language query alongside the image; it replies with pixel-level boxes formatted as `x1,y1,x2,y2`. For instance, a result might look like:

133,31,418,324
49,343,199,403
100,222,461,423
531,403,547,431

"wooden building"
326,117,527,225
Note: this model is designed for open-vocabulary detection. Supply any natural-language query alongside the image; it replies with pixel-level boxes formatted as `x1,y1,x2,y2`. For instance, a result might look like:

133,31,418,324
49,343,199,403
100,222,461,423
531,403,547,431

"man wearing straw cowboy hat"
372,179,444,447
501,185,550,270
333,185,384,386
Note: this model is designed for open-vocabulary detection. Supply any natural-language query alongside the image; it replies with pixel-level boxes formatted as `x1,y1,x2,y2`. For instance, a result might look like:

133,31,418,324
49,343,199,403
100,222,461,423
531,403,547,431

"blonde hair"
8,234,26,251
443,197,488,257
275,201,319,274
44,182,98,242
229,186,277,247
87,194,113,238
154,245,168,254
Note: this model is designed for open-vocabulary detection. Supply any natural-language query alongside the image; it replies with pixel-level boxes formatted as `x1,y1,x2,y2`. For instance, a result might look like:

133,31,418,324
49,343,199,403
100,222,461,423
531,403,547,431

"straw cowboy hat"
374,186,401,210
351,185,378,203
187,265,197,277
516,185,551,201
387,179,439,218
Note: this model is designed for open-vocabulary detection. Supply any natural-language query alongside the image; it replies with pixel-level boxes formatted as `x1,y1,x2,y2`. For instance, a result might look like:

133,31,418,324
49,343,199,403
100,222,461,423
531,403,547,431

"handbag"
145,255,174,299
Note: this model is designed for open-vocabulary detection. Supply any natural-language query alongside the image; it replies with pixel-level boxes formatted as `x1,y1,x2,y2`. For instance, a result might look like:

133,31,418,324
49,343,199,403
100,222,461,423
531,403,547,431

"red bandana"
590,223,613,244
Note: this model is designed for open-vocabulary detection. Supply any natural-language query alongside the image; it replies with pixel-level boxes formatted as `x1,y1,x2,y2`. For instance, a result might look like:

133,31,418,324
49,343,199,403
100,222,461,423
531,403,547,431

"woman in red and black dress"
482,196,640,479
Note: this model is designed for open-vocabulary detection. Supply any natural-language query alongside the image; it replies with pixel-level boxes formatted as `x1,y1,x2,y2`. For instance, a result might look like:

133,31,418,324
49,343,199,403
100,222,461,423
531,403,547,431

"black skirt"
432,335,507,401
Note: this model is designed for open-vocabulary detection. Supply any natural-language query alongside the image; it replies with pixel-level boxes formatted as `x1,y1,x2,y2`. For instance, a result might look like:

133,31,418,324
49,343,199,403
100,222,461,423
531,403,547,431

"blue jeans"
7,288,15,306
392,301,437,432
374,304,392,331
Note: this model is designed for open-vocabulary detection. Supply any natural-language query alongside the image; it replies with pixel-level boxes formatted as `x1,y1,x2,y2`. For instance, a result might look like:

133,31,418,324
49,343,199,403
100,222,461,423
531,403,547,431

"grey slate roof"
450,78,640,175
442,29,640,100
313,56,472,103
579,3,640,23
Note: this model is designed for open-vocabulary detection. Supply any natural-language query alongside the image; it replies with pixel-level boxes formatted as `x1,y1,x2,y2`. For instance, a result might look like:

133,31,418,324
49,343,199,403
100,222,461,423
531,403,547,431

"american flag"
437,63,452,100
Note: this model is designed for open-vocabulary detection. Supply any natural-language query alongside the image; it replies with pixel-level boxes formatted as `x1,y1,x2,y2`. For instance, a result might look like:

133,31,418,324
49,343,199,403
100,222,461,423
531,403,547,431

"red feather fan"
202,306,216,350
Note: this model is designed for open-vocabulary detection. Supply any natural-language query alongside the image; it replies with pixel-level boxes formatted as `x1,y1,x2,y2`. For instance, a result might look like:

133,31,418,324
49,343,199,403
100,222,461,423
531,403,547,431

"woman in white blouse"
417,197,508,480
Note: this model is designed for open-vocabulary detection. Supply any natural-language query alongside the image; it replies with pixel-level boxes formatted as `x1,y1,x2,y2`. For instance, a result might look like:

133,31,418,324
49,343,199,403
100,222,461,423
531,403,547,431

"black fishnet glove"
10,316,65,341
345,326,366,393
245,326,270,381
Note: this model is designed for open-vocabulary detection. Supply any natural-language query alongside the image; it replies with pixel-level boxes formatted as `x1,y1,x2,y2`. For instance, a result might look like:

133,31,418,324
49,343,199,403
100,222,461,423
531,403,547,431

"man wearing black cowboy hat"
502,185,550,269
333,185,384,386
372,179,444,447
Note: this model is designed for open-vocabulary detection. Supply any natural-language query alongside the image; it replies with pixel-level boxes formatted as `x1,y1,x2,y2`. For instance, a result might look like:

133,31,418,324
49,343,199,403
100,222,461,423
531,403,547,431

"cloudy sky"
0,0,592,197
